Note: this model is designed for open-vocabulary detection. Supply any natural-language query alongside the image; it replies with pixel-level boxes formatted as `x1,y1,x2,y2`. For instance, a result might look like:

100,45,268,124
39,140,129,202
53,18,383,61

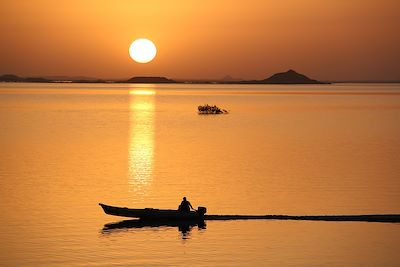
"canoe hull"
99,203,204,220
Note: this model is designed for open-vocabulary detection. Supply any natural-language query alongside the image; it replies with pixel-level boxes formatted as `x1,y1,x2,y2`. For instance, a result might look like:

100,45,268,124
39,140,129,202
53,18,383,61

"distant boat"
198,104,228,114
99,203,207,220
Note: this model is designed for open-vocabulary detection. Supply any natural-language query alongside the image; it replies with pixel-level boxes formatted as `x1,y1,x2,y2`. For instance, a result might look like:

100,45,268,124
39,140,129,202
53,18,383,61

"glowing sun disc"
129,38,157,63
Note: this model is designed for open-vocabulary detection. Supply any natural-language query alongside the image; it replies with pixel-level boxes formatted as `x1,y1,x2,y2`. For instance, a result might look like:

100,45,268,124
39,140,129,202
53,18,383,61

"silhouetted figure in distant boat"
178,197,194,212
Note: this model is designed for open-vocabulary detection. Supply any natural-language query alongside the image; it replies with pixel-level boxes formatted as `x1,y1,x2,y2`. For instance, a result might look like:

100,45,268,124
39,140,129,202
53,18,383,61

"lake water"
0,82,399,266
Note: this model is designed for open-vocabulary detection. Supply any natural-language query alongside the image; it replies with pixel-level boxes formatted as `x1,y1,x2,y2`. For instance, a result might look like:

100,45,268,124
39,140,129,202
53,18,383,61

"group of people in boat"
198,104,227,114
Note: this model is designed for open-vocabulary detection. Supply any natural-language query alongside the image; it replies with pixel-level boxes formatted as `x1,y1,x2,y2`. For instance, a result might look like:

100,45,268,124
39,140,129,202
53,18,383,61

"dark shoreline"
2,70,400,84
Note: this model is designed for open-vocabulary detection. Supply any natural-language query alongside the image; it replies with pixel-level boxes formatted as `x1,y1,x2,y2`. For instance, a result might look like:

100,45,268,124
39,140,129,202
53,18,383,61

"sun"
129,38,157,63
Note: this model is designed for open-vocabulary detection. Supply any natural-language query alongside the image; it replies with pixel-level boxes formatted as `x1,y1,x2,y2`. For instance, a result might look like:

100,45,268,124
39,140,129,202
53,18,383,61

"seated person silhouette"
178,197,194,212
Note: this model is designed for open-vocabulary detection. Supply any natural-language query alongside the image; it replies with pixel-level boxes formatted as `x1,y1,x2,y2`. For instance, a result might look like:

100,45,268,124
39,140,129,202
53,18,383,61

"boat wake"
204,214,400,223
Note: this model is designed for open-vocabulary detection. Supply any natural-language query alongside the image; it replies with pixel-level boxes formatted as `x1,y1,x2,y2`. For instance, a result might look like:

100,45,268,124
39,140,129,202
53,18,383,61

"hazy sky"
0,0,399,80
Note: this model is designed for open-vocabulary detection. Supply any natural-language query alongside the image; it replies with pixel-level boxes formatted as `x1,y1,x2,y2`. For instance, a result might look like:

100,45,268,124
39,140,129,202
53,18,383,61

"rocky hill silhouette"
0,74,50,83
123,76,177,83
261,69,324,84
237,70,326,84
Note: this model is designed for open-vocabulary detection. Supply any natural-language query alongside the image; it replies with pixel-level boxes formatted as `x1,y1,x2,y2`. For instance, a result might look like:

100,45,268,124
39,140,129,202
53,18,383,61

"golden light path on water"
128,85,155,198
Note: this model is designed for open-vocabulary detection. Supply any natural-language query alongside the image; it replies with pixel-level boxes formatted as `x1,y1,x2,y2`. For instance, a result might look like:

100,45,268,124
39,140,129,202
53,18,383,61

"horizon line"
1,73,400,84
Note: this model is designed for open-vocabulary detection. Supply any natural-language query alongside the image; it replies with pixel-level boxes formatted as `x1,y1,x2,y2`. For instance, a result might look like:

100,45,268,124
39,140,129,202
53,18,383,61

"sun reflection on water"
128,86,155,198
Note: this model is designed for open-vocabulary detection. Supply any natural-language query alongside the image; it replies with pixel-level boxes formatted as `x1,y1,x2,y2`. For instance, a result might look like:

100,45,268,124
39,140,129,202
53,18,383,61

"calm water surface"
0,83,399,266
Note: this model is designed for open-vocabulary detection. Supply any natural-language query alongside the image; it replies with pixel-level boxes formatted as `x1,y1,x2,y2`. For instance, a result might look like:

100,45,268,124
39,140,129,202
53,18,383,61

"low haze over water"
0,83,399,266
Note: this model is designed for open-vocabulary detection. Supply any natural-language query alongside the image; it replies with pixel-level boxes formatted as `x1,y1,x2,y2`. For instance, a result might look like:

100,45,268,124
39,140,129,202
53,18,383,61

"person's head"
183,197,187,201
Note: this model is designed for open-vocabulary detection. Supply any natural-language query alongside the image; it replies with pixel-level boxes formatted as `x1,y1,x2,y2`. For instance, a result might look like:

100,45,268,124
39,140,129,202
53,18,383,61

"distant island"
0,74,52,83
238,69,327,84
122,76,177,83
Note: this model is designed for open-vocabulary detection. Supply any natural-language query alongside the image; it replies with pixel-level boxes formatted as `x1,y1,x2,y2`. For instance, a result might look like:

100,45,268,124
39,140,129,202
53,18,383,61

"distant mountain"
0,74,51,83
237,70,326,84
261,69,325,84
124,76,178,83
0,74,24,82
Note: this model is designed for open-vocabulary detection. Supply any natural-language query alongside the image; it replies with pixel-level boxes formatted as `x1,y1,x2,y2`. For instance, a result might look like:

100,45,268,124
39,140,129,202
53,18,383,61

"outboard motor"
197,206,207,216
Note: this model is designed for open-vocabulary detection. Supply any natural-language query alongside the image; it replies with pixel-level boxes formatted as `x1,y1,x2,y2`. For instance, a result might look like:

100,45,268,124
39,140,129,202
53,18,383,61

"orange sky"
0,0,399,80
